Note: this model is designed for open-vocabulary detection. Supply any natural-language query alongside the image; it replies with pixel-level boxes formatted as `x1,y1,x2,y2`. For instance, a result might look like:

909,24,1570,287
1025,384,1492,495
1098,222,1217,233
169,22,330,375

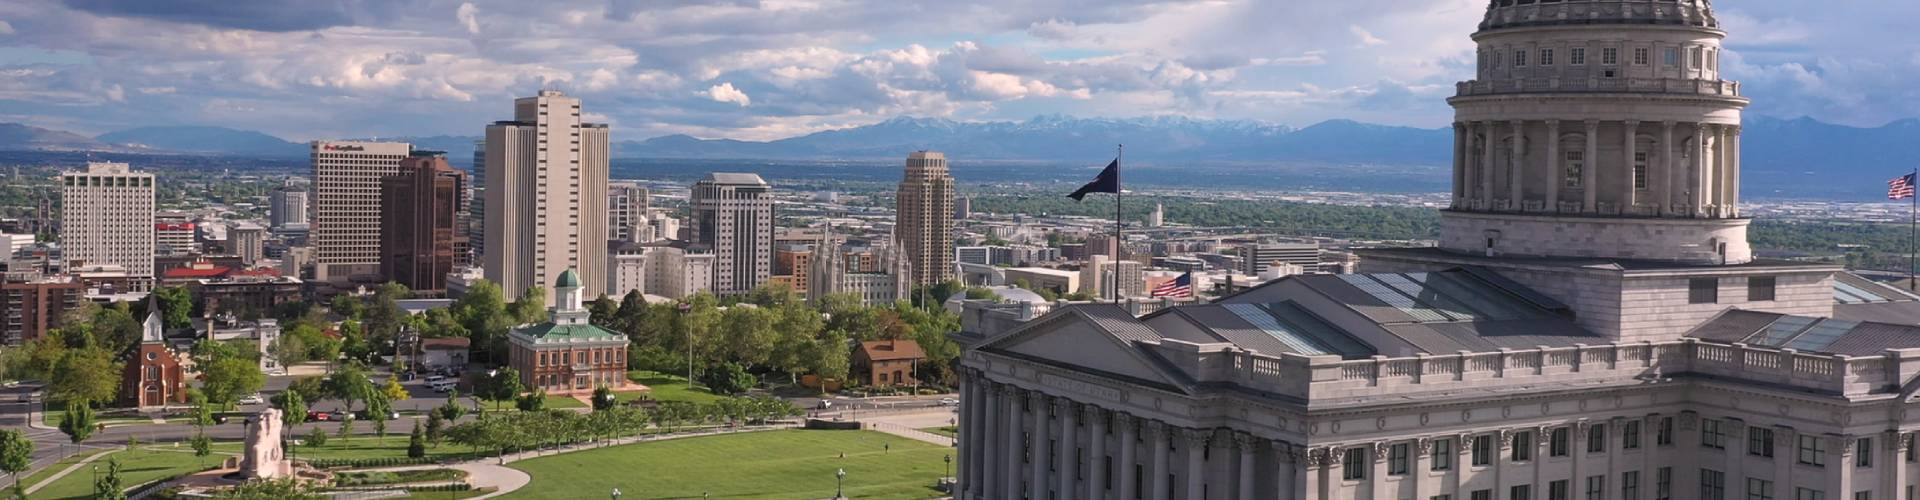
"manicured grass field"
624,370,723,405
30,448,215,499
500,430,947,499
17,447,114,490
540,394,588,409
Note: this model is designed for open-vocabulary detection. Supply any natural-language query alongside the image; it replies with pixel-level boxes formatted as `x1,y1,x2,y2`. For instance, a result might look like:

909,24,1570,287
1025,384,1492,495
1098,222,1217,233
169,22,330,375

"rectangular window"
1432,438,1454,471
1750,277,1778,302
1858,438,1874,468
1701,469,1725,500
1657,467,1673,500
1589,424,1607,454
1656,417,1675,446
1635,47,1651,66
1702,419,1726,449
1551,427,1571,457
1342,447,1367,480
1750,428,1776,458
1666,47,1681,66
1624,421,1642,450
1514,485,1534,500
1571,48,1587,65
1551,480,1571,500
1799,435,1827,466
1389,443,1410,475
1692,48,1704,69
1475,491,1494,500
1690,278,1720,304
1514,50,1528,67
1750,478,1776,500
1603,47,1620,65
1565,151,1586,188
1436,496,1453,500
1624,471,1641,500
1634,152,1650,189
1799,489,1827,500
1858,493,1872,500
1514,431,1534,461
1541,48,1555,66
1588,476,1607,500
1473,435,1493,466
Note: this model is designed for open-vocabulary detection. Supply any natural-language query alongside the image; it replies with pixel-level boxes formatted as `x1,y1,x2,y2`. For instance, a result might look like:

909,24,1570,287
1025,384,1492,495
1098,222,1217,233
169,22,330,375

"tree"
269,332,310,367
425,411,444,447
701,362,754,396
201,356,266,406
0,429,32,496
516,388,546,412
367,392,392,439
481,368,523,410
93,457,124,500
324,364,374,410
88,307,142,355
437,390,467,421
212,478,318,499
188,390,215,428
306,427,328,447
336,415,355,442
190,432,212,468
591,386,616,412
453,279,511,364
150,286,194,330
49,347,118,405
509,286,548,325
59,401,94,444
363,283,411,352
380,376,408,404
273,390,308,427
407,421,426,458
329,294,364,320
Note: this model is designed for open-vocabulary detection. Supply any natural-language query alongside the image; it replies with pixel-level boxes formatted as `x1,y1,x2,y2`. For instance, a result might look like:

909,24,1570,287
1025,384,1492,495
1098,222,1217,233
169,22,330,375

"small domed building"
506,268,630,394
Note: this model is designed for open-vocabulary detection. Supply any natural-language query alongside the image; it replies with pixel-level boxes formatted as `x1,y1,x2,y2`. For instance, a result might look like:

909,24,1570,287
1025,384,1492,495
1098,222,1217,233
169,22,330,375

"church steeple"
141,296,165,344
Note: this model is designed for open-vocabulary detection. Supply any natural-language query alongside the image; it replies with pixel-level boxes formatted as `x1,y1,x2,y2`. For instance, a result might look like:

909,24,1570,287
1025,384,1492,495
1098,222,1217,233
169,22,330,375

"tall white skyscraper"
268,183,308,229
608,181,651,243
484,90,610,302
311,140,411,284
60,162,155,288
691,173,773,296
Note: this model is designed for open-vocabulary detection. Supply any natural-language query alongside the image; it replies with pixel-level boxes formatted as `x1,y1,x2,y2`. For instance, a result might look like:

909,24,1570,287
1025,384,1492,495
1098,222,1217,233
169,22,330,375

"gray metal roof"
1688,309,1920,357
703,172,768,185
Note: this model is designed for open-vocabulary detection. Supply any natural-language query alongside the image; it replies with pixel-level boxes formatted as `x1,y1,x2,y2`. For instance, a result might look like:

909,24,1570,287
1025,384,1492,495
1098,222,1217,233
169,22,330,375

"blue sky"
0,0,1912,141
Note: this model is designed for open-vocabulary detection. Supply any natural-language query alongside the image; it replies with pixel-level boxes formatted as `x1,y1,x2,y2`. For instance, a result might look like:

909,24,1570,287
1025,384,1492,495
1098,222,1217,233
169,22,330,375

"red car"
307,410,331,421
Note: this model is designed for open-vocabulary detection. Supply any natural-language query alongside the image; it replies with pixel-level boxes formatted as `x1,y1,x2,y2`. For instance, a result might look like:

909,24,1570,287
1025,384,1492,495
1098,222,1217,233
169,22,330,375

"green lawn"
17,447,115,490
541,394,587,409
501,430,948,500
30,448,216,499
624,370,723,405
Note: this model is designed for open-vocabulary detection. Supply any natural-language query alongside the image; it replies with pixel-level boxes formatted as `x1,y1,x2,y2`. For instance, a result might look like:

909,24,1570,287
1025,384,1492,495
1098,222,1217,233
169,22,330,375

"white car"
938,398,960,406
238,394,266,405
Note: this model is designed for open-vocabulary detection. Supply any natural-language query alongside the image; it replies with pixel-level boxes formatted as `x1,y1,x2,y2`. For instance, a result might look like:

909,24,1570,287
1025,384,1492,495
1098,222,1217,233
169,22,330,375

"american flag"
1150,272,1194,298
1892,173,1917,200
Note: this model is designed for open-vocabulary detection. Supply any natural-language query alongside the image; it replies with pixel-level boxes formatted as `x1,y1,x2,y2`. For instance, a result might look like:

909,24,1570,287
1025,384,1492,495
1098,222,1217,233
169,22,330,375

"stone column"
1728,420,1746,499
1694,123,1711,217
1584,120,1600,213
1481,121,1497,208
1510,119,1526,210
1546,120,1561,212
1710,125,1727,216
1149,421,1171,500
962,374,982,497
1119,414,1139,500
1004,388,1026,500
1087,406,1109,500
1889,431,1909,500
1057,399,1078,500
1831,435,1854,499
1624,120,1640,212
1236,434,1256,500
1276,442,1298,500
983,382,1002,494
1728,125,1742,217
1660,121,1676,217
1775,427,1794,497
1183,429,1208,500
1031,392,1052,499
1304,447,1328,500
1454,123,1469,208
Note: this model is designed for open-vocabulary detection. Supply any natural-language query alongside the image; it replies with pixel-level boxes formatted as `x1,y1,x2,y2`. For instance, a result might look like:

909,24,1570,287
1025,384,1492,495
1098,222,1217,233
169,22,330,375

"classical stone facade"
953,2,1920,499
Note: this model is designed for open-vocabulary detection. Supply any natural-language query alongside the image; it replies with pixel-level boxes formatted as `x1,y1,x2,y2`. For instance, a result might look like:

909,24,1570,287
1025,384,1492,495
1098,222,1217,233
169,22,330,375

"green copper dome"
555,268,581,289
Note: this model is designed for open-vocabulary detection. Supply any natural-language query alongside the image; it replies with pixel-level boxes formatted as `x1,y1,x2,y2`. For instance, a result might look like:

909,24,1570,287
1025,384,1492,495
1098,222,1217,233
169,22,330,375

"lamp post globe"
836,467,847,498
944,453,952,482
611,487,620,500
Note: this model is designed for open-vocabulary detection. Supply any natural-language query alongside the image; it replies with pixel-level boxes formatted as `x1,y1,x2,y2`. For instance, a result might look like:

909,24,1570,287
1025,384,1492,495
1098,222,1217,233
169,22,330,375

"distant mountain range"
1,115,1914,198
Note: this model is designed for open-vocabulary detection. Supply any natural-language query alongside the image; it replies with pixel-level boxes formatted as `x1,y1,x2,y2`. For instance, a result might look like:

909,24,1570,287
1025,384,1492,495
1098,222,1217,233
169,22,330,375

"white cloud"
456,3,480,35
1350,25,1387,47
706,82,751,106
0,20,14,35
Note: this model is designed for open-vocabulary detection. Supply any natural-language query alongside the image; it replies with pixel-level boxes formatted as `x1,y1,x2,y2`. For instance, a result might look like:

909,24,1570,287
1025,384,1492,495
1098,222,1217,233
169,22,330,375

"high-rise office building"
469,139,486,263
311,140,411,285
896,151,956,287
268,184,309,229
1237,242,1319,276
0,275,83,345
230,223,266,266
60,162,155,288
608,181,651,243
691,173,773,296
381,153,469,295
484,90,610,303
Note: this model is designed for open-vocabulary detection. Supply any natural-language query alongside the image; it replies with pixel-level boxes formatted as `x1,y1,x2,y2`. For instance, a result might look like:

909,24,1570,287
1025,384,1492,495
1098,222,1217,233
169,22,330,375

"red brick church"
123,298,186,408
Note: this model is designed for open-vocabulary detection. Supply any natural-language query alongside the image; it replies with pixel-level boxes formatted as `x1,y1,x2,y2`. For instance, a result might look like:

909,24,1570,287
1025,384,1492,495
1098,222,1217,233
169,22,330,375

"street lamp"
944,454,952,483
610,487,621,500
835,468,847,499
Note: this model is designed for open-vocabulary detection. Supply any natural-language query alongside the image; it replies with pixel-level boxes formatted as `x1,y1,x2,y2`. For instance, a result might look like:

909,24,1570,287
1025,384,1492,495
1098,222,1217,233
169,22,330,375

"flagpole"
1910,167,1916,291
1115,144,1124,302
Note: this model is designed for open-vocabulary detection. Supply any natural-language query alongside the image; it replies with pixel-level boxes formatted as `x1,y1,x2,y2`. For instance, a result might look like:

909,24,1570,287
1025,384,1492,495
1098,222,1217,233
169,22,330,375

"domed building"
506,268,630,394
950,2,1920,499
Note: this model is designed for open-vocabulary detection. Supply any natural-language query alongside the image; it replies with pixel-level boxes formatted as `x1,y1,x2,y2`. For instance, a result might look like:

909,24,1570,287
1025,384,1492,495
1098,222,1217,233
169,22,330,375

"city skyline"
0,1,1911,143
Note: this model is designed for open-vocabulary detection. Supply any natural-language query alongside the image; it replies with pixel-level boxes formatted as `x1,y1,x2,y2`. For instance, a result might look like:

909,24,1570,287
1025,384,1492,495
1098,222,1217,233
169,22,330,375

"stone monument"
239,408,292,479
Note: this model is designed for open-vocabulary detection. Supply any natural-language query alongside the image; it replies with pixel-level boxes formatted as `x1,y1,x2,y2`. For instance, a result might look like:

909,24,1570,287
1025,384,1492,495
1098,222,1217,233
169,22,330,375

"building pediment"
979,306,1190,393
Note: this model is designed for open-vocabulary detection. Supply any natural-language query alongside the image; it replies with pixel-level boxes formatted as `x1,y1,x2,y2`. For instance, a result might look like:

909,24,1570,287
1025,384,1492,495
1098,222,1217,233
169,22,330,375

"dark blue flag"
1068,159,1120,201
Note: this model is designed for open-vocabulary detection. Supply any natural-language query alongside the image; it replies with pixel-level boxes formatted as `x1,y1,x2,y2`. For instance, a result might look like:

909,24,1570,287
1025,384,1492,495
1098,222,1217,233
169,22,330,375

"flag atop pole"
1888,173,1915,200
1068,159,1121,201
1150,272,1194,298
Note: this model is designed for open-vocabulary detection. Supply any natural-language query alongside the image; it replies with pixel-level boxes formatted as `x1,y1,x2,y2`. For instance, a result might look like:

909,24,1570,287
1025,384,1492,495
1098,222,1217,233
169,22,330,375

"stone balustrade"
1456,77,1740,98
1148,338,1920,403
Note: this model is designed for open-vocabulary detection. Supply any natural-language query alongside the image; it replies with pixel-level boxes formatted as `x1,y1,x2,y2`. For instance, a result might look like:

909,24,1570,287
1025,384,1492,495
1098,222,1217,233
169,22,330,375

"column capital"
1584,119,1601,130
1143,419,1167,438
1233,432,1257,450
1544,119,1560,128
1027,390,1048,405
1662,120,1677,131
1081,404,1105,422
1726,125,1743,136
1457,433,1475,454
1510,119,1526,126
1305,447,1332,468
1896,431,1913,454
1181,428,1212,446
1274,441,1300,462
1624,120,1641,129
1051,397,1074,413
1372,441,1391,462
1417,437,1434,455
1113,412,1135,428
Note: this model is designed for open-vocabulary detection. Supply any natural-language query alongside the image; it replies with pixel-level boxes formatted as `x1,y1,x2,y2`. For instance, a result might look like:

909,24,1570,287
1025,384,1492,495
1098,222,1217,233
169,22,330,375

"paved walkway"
858,408,960,447
23,445,123,495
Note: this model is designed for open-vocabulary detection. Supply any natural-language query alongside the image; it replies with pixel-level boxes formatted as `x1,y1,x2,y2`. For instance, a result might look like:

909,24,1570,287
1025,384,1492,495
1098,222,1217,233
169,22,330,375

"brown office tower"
380,153,469,295
895,151,955,287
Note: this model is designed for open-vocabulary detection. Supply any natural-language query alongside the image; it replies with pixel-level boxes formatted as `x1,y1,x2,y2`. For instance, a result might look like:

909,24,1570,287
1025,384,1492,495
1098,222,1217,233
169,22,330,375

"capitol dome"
1481,0,1718,32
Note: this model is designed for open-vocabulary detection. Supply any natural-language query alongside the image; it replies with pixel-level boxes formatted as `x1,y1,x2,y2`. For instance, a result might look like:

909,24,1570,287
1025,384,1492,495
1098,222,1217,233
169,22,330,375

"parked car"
307,410,331,421
328,411,352,421
938,398,959,406
238,394,265,405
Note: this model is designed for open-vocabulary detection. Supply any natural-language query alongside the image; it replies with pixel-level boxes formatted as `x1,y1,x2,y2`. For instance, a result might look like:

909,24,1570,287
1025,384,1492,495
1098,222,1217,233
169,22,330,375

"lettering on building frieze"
1376,417,1386,430
1038,373,1121,403
1461,409,1474,422
1419,413,1430,426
